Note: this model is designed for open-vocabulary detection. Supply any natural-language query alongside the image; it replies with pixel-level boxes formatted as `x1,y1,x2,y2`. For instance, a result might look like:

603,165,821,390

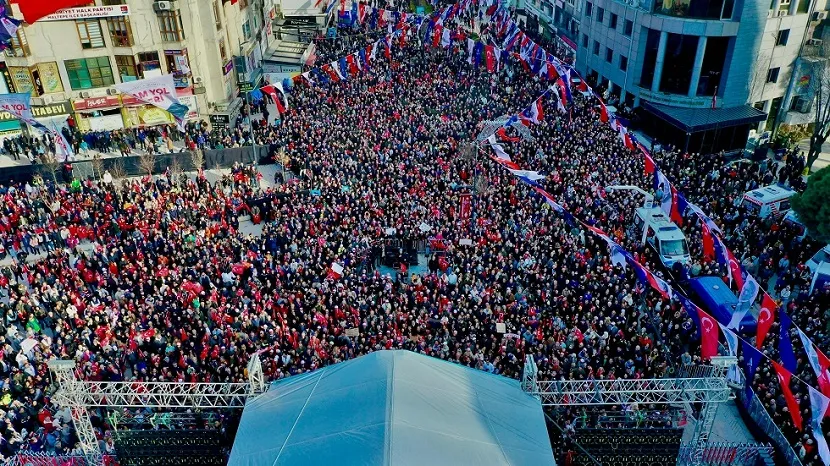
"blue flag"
741,339,764,407
779,310,798,373
473,41,484,68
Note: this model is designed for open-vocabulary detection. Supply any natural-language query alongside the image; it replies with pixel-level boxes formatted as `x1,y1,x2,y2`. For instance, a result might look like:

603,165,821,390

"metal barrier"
0,146,273,184
4,452,118,466
738,385,803,466
677,442,774,466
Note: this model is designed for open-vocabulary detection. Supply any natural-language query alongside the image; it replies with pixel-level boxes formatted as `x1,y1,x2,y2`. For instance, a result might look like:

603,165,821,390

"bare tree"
169,158,183,186
90,152,104,180
190,148,205,173
139,152,157,177
806,60,830,172
40,153,60,184
110,160,127,180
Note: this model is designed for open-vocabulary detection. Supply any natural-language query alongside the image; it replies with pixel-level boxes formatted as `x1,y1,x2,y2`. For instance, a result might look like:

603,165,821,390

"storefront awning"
643,101,767,133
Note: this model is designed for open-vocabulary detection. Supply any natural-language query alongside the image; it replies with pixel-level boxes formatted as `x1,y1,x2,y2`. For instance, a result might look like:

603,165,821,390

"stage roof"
228,350,555,466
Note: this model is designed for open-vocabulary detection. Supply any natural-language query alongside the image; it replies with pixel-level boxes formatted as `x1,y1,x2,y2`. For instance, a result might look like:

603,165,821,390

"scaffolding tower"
47,354,267,465
521,355,763,466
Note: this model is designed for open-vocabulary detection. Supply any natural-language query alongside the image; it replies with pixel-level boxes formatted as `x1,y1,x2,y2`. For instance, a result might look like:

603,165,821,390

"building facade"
539,0,827,151
0,0,279,134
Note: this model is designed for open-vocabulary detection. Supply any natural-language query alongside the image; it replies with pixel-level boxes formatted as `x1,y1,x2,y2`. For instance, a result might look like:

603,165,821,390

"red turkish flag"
697,308,719,361
14,0,91,24
772,361,803,431
756,292,777,349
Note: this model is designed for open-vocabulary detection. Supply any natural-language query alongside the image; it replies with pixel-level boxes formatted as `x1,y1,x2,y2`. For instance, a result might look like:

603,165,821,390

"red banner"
460,193,472,221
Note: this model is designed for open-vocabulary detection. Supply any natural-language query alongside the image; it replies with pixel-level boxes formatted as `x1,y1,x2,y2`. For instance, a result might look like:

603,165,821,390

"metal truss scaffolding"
47,354,267,466
531,376,732,406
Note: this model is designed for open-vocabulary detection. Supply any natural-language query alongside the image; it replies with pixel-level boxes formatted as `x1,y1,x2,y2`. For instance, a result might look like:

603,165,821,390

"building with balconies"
574,0,827,153
0,0,275,135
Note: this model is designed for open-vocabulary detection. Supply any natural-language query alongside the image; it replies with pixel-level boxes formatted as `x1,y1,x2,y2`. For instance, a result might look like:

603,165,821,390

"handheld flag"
697,307,719,360
756,292,776,349
772,361,803,431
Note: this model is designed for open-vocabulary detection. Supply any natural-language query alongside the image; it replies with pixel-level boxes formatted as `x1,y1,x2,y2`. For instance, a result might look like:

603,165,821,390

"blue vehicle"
688,276,756,334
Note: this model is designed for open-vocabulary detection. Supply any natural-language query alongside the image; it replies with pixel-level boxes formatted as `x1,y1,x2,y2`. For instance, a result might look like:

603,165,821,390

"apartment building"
0,0,275,134
534,0,827,153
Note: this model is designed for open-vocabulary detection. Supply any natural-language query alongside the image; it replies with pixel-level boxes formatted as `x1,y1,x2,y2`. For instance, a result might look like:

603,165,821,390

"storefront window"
655,0,735,20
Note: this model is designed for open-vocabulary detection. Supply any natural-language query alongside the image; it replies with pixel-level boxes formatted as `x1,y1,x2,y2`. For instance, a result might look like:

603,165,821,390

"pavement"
0,101,281,169
798,138,830,172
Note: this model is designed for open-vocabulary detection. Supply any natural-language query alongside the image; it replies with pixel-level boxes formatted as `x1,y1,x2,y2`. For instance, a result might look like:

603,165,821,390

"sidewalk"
0,138,188,169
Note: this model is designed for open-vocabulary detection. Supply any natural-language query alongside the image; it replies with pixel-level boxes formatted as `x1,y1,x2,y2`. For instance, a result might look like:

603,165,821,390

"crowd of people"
0,4,826,464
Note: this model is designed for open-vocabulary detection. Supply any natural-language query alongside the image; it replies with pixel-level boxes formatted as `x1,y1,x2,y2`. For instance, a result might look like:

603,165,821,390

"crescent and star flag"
772,361,803,431
14,0,90,24
755,291,776,349
697,307,719,360
598,101,609,123
261,84,287,114
484,45,498,72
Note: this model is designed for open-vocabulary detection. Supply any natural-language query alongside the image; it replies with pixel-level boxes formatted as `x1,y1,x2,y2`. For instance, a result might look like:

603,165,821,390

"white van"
741,185,796,219
634,207,691,268
782,211,808,240
807,245,830,275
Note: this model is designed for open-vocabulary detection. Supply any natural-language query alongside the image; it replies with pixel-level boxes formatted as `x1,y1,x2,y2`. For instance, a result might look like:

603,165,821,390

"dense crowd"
0,5,827,464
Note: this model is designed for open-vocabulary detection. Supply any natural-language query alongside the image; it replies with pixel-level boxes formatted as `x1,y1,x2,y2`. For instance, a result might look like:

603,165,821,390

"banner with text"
115,74,189,131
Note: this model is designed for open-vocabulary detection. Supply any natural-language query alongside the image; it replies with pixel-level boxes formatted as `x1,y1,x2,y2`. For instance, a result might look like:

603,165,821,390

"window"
640,28,661,88
158,10,185,42
624,19,633,36
219,38,227,62
791,95,813,113
605,47,613,62
138,51,161,77
64,57,114,90
696,36,729,96
596,7,604,23
776,29,790,46
619,55,628,71
754,101,766,111
593,40,600,55
213,0,223,30
767,67,780,83
657,0,735,20
659,33,699,94
107,17,133,47
115,55,138,81
242,20,251,41
610,13,618,29
585,2,593,17
4,29,29,57
582,34,588,48
76,19,105,49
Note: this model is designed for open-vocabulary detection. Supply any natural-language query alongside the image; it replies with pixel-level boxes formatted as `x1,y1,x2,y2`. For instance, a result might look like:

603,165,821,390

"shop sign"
0,101,72,122
0,63,14,94
73,95,121,111
223,61,234,76
39,5,130,22
210,114,230,130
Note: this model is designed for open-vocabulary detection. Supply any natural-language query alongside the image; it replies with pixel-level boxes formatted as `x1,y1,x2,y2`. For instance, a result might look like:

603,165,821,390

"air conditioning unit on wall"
154,1,177,13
